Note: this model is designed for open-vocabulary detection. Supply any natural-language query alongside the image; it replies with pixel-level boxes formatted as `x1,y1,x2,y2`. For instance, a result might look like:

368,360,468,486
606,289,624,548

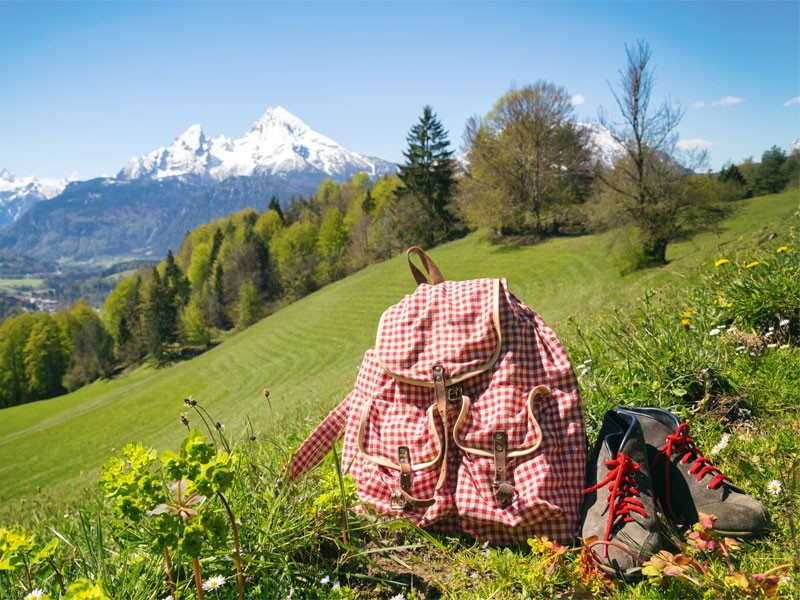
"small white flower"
767,479,782,495
332,580,340,590
320,575,331,585
709,328,721,336
24,590,46,600
202,575,226,591
711,444,722,456
768,343,778,348
765,330,774,338
719,433,730,448
163,596,174,600
389,594,406,600
779,319,790,327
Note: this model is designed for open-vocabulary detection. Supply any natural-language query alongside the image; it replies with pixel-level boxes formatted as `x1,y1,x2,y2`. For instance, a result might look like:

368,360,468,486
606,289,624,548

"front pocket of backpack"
453,386,563,523
354,397,444,515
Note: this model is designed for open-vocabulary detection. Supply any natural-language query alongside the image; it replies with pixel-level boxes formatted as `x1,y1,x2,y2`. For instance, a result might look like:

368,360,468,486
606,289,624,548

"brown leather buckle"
390,493,408,511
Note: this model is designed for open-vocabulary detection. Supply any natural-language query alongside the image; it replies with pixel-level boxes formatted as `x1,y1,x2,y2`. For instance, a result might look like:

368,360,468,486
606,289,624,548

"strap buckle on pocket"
493,430,515,508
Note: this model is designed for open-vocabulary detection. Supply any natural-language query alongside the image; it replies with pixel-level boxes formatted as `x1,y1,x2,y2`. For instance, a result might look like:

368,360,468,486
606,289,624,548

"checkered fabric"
285,275,586,545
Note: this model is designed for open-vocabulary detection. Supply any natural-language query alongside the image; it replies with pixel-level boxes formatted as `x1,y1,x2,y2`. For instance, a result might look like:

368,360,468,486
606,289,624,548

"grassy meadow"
1,190,799,599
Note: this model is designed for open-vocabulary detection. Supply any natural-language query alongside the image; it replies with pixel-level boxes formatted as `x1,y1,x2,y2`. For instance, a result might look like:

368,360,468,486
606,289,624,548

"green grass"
1,191,799,599
0,278,46,293
1,191,797,514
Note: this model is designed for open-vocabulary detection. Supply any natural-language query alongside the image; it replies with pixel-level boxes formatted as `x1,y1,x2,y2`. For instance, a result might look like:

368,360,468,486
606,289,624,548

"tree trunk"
643,237,669,266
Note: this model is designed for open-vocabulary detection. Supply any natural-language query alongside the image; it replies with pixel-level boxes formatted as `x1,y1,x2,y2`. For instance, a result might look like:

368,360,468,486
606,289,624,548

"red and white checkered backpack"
285,247,586,544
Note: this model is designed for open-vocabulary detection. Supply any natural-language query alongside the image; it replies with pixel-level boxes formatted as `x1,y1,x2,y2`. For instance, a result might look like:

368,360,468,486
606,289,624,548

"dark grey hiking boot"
582,410,661,579
618,407,770,540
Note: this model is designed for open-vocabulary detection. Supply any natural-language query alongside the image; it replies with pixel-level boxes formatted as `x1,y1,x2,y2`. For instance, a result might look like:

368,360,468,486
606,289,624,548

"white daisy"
202,575,226,591
767,480,782,495
24,590,46,600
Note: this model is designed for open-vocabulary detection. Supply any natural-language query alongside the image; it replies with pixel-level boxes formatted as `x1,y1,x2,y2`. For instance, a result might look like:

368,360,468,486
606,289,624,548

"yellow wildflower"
743,261,759,268
714,258,729,267
682,310,692,318
682,319,691,329
776,246,788,253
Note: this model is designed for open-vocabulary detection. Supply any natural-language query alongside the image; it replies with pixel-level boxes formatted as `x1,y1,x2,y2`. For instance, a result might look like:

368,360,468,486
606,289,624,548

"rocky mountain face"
0,108,398,264
0,169,69,229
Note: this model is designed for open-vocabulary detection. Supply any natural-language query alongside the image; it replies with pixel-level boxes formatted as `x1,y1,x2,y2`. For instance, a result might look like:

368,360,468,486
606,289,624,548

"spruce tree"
397,106,456,243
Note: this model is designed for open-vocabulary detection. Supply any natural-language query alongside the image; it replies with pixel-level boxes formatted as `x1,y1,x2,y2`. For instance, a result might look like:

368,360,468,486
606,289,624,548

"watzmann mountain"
0,107,397,264
118,107,396,182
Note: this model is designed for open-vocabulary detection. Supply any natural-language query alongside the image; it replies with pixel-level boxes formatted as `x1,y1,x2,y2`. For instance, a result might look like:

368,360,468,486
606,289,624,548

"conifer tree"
396,106,456,245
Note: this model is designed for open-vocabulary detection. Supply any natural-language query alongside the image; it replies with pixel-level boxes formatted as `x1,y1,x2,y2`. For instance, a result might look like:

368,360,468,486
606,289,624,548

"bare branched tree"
595,40,717,267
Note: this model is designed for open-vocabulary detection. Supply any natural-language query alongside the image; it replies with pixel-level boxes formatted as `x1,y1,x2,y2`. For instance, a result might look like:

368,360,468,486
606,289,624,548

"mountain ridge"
118,106,397,182
0,107,399,264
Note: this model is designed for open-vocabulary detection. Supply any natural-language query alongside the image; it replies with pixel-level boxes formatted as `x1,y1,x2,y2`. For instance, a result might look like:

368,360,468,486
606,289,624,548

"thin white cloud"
677,138,716,150
691,101,706,109
784,96,800,106
712,96,744,106
570,94,586,106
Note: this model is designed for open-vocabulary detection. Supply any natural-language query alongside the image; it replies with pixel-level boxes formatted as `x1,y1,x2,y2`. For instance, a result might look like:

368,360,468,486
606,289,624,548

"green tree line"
1,41,797,409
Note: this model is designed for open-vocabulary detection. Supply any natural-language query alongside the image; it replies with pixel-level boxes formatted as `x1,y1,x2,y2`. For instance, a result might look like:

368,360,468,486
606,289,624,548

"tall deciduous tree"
594,41,720,267
396,106,457,246
459,82,592,237
23,314,68,400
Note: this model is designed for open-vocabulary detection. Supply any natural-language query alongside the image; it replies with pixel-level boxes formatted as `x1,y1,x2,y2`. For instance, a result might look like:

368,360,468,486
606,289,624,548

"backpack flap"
375,278,503,386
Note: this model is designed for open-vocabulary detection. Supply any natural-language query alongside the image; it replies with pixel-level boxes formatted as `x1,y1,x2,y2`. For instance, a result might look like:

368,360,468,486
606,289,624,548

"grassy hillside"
1,191,797,514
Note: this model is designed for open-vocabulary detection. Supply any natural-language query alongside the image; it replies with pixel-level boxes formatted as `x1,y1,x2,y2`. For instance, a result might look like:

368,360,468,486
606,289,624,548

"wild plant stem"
217,491,244,600
47,556,66,595
331,444,350,546
192,556,205,600
163,546,176,598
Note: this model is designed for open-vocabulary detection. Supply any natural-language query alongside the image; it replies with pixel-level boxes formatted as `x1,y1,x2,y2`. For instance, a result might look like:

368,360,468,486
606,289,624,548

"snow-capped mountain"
581,123,626,169
786,138,800,156
0,169,69,227
119,106,397,182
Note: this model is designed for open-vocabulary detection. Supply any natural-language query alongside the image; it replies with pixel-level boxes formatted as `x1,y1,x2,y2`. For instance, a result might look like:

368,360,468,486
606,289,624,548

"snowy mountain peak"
119,106,397,183
0,169,70,227
119,124,213,180
251,105,310,135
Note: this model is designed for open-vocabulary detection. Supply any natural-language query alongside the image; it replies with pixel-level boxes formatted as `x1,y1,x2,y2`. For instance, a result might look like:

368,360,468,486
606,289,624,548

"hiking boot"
618,407,770,539
582,410,661,579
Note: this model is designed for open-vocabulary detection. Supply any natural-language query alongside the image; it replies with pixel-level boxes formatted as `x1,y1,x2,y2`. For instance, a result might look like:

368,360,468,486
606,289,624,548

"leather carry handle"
406,246,445,286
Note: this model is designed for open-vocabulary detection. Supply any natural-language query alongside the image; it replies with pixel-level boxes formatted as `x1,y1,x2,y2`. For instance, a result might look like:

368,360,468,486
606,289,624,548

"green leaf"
736,458,760,484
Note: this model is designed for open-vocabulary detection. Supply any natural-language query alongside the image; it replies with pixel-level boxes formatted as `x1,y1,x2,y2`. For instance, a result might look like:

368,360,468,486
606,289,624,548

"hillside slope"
0,192,797,512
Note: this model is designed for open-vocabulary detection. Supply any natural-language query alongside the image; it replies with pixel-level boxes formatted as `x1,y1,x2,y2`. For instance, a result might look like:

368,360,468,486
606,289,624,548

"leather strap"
432,364,450,492
390,446,436,510
406,246,445,286
493,430,515,508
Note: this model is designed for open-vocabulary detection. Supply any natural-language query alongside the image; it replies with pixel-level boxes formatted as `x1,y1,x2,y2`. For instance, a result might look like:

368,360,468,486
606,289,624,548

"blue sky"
1,0,798,180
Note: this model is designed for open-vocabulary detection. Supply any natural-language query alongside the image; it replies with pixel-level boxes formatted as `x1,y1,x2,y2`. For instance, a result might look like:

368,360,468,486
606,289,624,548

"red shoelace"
651,422,731,522
584,451,647,557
